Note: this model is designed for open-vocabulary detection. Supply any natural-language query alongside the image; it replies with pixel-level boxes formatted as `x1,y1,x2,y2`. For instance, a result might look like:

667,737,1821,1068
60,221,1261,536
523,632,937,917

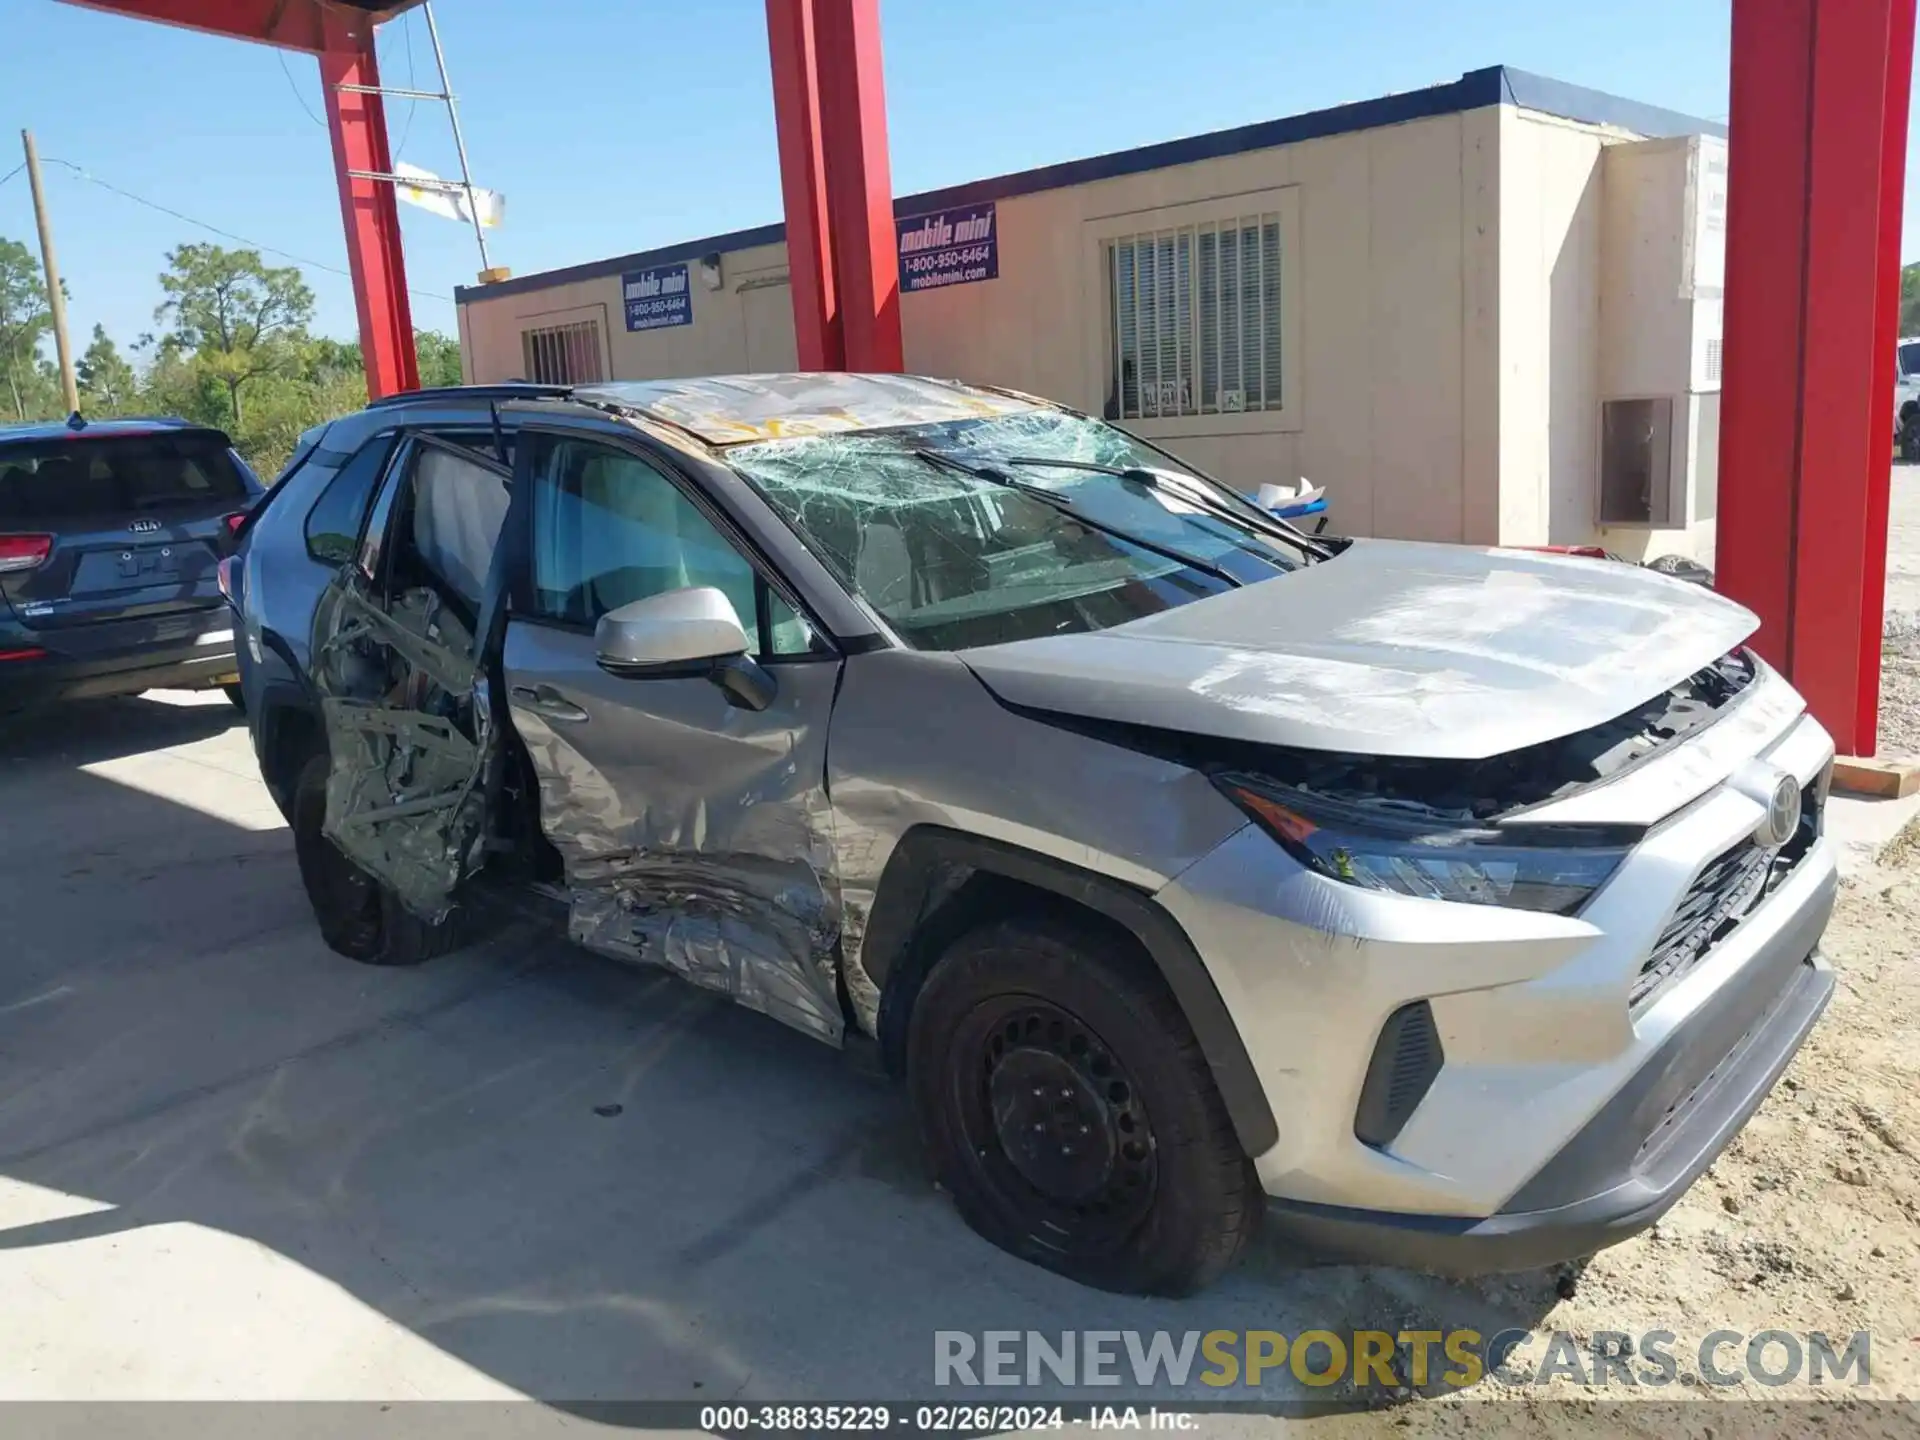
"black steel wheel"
908,913,1262,1295
952,997,1160,1257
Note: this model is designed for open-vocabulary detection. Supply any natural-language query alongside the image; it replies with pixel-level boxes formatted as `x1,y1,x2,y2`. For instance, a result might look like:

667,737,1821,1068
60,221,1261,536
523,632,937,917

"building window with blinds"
1105,215,1283,421
521,320,606,386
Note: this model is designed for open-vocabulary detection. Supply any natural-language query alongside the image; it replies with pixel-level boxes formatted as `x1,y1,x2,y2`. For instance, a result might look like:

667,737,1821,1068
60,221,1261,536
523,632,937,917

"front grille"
1354,1001,1444,1147
1631,790,1824,1010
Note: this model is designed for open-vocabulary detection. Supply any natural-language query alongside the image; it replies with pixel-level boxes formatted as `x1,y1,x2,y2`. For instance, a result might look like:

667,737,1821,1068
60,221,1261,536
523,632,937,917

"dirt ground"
1305,829,1920,1438
1879,614,1920,758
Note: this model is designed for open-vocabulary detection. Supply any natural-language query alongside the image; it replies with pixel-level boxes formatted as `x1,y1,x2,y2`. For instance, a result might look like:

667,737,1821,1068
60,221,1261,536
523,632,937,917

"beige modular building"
455,65,1727,561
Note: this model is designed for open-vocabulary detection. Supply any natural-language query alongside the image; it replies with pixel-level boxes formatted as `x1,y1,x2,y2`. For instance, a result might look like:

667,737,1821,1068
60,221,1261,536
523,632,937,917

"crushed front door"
308,436,512,924
502,429,846,1043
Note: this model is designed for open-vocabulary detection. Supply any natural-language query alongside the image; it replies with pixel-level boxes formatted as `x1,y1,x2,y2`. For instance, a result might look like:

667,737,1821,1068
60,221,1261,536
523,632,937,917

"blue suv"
0,415,261,713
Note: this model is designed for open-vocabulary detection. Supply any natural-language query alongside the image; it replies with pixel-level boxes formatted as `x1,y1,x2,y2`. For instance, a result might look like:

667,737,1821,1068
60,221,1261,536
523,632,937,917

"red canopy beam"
812,0,903,372
57,0,425,400
60,0,334,51
765,0,842,370
320,7,419,398
765,0,902,373
1718,0,1916,756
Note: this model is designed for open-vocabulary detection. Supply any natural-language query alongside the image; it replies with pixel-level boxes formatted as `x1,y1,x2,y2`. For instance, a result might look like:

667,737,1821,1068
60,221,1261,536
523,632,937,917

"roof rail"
366,382,573,409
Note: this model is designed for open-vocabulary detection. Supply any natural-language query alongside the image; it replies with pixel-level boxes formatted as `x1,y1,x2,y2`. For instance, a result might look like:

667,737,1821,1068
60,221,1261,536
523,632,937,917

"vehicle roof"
0,415,223,445
571,373,1048,445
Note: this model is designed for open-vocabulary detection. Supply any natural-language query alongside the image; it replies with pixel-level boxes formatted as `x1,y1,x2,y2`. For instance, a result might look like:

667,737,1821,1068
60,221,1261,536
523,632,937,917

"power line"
273,13,421,158
393,11,421,160
276,49,327,128
39,157,453,304
0,162,23,190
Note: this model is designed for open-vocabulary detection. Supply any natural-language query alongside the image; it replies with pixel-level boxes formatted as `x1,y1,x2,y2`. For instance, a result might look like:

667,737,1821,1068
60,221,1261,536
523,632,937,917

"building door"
742,280,799,373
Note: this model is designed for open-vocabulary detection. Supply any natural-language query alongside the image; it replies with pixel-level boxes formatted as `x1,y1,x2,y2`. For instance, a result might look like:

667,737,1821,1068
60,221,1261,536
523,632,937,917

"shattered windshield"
726,410,1304,650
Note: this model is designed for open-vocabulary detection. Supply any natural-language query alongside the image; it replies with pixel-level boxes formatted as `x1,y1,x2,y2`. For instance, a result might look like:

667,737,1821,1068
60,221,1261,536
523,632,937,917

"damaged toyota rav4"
232,374,1835,1295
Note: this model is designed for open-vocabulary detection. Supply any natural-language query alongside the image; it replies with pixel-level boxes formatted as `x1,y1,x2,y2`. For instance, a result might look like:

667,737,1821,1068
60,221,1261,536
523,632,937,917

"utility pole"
20,130,78,416
419,2,492,278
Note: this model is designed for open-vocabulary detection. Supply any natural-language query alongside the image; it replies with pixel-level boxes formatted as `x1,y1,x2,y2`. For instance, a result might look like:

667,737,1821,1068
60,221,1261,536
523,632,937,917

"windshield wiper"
997,455,1337,560
907,447,1242,589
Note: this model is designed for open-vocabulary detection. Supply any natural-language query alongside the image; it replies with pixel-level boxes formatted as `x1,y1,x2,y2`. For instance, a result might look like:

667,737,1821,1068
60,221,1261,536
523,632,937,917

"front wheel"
907,915,1263,1295
1901,424,1920,463
291,753,463,966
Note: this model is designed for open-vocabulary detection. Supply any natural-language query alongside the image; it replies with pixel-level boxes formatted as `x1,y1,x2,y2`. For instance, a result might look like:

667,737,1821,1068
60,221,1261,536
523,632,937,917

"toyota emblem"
1757,772,1803,848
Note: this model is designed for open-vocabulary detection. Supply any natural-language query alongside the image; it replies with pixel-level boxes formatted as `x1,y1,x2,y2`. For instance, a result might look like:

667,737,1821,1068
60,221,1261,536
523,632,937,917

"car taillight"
224,511,248,536
0,646,46,662
0,534,52,573
217,554,239,603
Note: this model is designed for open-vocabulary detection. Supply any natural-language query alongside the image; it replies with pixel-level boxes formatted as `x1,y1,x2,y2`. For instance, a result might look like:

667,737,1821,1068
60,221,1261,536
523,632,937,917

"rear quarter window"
304,435,397,566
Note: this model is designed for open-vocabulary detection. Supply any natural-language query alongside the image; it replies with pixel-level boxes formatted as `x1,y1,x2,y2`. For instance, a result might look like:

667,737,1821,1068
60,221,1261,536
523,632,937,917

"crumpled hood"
959,539,1759,760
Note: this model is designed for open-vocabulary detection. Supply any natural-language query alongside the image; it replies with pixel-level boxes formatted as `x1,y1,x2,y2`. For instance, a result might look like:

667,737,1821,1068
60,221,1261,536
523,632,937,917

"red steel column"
320,13,419,400
766,0,842,370
1718,0,1913,756
1861,0,1918,754
812,0,903,372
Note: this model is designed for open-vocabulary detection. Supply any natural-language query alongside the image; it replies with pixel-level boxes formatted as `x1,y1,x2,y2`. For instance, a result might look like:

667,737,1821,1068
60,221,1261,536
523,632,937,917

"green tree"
1902,263,1920,337
77,323,137,414
133,330,226,430
415,330,464,387
304,335,361,381
0,236,52,421
154,243,314,427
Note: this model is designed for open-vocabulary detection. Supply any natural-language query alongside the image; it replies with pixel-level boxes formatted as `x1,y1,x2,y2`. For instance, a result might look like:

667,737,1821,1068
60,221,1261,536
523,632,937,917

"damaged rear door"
501,427,848,1042
309,434,512,922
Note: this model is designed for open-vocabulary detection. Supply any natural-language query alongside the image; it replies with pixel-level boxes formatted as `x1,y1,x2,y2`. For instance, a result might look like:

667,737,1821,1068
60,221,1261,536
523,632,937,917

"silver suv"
232,374,1835,1295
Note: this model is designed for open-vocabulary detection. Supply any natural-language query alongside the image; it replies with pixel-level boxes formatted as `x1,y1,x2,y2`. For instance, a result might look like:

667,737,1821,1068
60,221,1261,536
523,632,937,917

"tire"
1901,426,1920,464
222,683,246,711
290,752,462,967
907,914,1262,1295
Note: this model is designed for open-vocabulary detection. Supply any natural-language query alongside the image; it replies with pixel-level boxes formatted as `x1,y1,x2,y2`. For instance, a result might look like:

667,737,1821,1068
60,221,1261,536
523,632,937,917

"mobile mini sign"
623,262,693,331
896,202,998,293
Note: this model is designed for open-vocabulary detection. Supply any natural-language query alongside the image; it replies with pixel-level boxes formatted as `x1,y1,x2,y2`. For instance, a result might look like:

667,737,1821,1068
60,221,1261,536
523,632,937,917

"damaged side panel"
311,576,496,922
502,621,846,1044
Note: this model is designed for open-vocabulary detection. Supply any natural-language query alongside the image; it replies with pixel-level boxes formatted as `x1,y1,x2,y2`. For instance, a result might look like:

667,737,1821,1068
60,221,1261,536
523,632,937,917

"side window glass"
530,438,796,655
765,588,813,657
446,432,513,466
304,435,394,565
406,442,512,609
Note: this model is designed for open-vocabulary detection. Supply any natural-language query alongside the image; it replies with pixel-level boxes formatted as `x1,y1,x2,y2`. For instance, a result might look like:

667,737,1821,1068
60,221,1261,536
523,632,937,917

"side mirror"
596,586,750,671
594,586,776,711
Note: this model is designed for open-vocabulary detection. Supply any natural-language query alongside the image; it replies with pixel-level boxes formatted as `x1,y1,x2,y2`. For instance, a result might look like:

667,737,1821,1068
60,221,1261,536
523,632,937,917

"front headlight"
1215,772,1634,915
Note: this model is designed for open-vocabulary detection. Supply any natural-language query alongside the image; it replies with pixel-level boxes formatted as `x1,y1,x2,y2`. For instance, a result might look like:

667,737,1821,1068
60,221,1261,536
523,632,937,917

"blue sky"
0,0,1893,350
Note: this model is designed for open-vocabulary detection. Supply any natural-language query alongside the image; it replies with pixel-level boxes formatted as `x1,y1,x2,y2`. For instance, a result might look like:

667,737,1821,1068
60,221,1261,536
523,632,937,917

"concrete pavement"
0,692,1541,1421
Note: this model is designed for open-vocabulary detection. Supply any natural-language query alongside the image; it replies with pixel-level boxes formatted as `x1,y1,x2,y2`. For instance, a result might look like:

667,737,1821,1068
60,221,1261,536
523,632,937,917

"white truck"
1899,337,1920,462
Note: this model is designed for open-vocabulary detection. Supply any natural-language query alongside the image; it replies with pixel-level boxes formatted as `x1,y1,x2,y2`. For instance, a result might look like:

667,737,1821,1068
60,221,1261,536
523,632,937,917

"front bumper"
1266,932,1831,1276
1157,685,1838,1274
